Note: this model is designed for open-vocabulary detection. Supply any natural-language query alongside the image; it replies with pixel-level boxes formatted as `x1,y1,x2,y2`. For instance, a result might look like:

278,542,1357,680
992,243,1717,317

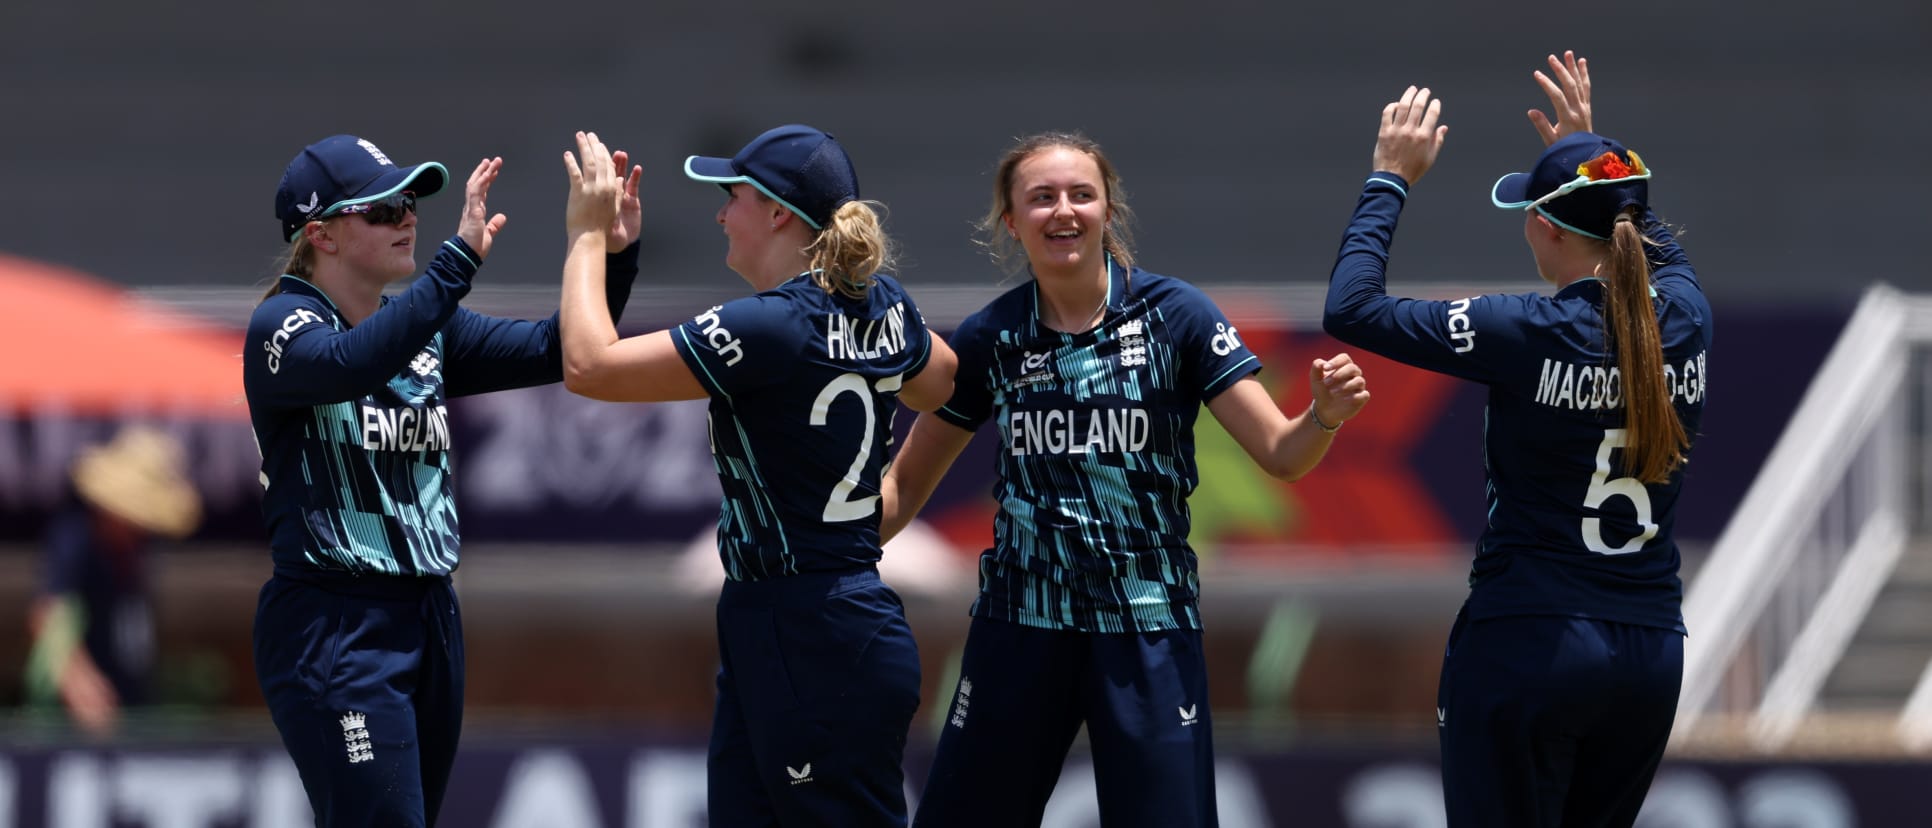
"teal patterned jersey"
244,238,637,577
936,261,1260,632
672,272,934,581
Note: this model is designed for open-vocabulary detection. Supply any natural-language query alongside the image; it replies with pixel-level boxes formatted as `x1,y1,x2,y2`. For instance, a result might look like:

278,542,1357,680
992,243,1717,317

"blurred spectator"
24,427,200,736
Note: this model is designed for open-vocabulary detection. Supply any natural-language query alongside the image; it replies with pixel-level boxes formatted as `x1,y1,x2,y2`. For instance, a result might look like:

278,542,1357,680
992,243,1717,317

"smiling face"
1003,146,1110,279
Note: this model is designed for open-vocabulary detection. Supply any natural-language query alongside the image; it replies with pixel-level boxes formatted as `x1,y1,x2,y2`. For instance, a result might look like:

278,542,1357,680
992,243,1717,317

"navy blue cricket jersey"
244,237,637,577
1324,173,1710,632
936,260,1261,633
672,272,934,581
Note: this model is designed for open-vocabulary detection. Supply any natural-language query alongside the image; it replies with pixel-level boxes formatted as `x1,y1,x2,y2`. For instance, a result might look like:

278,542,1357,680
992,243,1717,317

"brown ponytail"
805,200,895,300
260,234,316,302
1604,208,1688,483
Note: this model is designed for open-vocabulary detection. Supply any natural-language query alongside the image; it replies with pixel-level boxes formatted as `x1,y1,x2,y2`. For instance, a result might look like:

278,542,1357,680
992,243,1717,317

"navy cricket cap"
1491,131,1650,240
275,135,449,242
683,125,859,230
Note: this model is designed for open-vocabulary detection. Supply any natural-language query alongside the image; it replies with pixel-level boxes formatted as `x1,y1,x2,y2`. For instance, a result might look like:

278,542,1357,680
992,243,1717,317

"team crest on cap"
356,139,394,167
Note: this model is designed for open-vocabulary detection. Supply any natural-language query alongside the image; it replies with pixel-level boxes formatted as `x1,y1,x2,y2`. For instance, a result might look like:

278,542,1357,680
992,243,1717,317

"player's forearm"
1323,174,1408,339
1270,410,1339,482
560,231,621,395
880,414,970,542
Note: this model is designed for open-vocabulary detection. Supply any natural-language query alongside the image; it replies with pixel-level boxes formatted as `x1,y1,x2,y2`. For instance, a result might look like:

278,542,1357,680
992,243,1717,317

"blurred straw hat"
71,427,201,539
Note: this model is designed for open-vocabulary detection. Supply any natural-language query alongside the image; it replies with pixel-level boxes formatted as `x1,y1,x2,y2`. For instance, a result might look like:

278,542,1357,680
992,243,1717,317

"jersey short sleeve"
671,294,799,399
933,310,996,430
1159,280,1261,400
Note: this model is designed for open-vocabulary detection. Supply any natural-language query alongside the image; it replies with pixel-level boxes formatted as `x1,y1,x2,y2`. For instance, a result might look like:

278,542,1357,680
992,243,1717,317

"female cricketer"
1323,54,1711,826
559,127,956,825
245,134,640,826
882,132,1371,827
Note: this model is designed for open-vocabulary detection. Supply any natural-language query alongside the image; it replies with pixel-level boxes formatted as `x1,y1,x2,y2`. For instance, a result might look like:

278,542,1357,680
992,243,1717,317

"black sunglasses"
325,192,417,226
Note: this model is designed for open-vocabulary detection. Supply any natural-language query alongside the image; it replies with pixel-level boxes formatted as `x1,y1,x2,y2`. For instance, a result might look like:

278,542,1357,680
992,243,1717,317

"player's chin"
385,255,418,282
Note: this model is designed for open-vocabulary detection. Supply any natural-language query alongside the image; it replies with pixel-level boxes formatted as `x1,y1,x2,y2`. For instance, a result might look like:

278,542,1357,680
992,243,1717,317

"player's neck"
740,250,812,293
1538,251,1609,291
1034,261,1109,333
305,264,386,326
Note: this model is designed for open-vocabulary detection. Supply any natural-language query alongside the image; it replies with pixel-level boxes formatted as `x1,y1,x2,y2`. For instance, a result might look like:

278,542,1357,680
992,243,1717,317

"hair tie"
1614,214,1635,224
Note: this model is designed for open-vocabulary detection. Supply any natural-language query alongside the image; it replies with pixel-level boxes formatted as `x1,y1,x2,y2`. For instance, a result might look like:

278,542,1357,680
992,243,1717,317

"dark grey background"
2,0,1923,303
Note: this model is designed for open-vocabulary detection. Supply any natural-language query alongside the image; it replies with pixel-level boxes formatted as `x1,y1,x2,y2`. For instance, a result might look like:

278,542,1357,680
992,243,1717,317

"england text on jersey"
1008,407,1151,456
361,404,453,452
1533,351,1708,411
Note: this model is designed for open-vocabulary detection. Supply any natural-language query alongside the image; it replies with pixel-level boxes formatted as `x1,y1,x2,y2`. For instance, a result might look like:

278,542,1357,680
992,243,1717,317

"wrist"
1307,401,1343,434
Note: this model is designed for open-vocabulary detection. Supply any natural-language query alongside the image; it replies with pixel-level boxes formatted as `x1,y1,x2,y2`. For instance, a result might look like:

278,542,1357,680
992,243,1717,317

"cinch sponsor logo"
693,306,745,367
1447,298,1476,354
1209,322,1243,357
1009,408,1150,456
362,404,452,452
264,308,326,374
1533,350,1707,411
826,301,908,361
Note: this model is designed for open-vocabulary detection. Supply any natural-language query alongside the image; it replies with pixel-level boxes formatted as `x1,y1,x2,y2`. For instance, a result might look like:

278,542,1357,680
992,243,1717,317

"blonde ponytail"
806,200,895,299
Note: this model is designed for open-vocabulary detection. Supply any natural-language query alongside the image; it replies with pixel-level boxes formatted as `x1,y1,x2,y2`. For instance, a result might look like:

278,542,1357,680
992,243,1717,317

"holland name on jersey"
826,301,909,360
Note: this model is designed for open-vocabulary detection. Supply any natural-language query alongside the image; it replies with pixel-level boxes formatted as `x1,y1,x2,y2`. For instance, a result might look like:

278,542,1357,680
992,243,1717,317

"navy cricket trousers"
254,567,464,828
1437,612,1683,828
708,565,923,827
913,617,1219,828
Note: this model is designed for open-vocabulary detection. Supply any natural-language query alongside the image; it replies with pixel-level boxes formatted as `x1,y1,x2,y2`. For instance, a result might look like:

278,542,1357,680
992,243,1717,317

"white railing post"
1677,286,1906,733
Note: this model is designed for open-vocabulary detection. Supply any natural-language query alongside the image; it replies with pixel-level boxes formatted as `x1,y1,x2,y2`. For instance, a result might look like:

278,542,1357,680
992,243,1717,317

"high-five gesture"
457,157,511,260
1372,85,1448,184
1528,50,1593,147
563,131,621,242
605,149,644,253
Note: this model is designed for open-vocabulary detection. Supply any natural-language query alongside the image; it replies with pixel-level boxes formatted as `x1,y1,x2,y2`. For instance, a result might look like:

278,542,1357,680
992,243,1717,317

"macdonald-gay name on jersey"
1534,351,1708,411
362,404,453,452
1009,407,1151,456
825,301,908,361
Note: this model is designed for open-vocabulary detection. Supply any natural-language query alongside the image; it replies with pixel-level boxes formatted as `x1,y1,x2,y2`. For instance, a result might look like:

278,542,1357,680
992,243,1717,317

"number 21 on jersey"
1582,428,1658,555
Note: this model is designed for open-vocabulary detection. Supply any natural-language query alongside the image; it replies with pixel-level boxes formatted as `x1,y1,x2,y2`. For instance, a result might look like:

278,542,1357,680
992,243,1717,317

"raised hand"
1309,352,1370,429
456,157,511,260
605,150,644,253
1371,86,1448,184
1528,50,1593,146
563,131,621,242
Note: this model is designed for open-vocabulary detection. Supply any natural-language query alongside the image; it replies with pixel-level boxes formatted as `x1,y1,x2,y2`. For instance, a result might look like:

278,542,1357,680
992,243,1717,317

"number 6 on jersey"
1582,428,1658,555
